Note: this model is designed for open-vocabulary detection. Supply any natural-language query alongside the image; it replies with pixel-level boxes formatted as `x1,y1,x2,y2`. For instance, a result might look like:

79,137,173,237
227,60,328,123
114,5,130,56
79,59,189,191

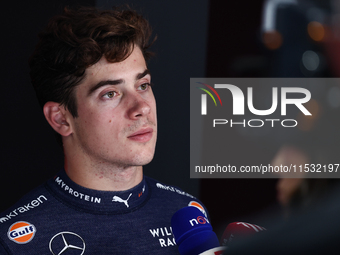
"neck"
64,155,143,192
61,135,145,191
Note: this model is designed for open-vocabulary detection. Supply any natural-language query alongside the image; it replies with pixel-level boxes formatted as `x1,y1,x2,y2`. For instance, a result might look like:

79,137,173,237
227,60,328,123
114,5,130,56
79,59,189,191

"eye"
138,83,152,91
102,91,116,99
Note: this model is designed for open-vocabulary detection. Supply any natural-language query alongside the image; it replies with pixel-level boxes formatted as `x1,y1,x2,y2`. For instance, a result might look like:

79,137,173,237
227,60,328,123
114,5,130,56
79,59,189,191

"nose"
126,93,151,119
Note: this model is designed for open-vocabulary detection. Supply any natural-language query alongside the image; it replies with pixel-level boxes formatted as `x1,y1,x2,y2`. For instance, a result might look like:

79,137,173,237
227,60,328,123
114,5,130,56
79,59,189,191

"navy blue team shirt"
0,170,207,254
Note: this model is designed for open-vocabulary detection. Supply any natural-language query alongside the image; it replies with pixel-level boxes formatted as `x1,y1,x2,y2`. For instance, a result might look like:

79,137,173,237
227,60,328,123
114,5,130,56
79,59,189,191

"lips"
127,127,154,142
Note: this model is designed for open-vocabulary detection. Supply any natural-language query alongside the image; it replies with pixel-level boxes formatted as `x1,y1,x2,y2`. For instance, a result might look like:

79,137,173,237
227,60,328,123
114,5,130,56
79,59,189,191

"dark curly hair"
29,6,154,118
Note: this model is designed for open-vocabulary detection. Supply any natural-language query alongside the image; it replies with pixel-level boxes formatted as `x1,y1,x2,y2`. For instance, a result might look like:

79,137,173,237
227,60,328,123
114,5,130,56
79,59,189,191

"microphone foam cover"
171,206,219,255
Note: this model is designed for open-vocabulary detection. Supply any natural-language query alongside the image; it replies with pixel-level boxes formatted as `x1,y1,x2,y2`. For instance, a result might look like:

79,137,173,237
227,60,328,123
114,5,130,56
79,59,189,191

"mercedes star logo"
49,231,86,255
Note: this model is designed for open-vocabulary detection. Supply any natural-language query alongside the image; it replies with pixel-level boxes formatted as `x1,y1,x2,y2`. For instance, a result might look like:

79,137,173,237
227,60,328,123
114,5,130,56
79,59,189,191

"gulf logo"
188,201,207,217
7,221,36,244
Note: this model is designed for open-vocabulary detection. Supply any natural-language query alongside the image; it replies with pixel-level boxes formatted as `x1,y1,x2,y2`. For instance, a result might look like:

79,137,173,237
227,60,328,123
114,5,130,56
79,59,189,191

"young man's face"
68,46,157,168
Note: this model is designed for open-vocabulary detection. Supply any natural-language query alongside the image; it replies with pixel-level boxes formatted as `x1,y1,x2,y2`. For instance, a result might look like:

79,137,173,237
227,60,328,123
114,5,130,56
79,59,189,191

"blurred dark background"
2,0,340,239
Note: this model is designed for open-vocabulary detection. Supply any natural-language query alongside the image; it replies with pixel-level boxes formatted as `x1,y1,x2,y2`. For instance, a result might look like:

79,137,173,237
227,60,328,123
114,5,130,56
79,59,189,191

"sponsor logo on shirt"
49,231,86,255
112,193,132,208
149,226,176,248
54,176,101,204
0,195,47,223
138,185,145,198
155,183,194,198
7,221,36,244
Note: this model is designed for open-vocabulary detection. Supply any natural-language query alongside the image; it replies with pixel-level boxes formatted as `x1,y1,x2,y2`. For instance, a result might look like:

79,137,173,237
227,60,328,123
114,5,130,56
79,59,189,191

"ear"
43,102,73,136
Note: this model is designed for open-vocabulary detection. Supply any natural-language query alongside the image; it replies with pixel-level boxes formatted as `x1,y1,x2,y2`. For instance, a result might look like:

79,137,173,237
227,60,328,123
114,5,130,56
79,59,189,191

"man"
0,7,207,254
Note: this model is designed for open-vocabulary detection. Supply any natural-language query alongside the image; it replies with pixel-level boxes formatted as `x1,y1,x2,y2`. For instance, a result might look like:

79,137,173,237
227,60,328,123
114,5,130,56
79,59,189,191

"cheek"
77,108,113,135
78,103,113,123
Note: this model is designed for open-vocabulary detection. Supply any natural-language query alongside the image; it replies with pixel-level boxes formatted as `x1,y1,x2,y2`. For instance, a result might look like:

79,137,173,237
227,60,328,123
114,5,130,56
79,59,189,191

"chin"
137,154,155,166
128,149,155,166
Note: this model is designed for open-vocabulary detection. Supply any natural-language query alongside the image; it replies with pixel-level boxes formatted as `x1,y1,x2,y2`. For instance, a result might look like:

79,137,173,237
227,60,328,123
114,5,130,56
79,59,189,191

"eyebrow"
87,69,151,96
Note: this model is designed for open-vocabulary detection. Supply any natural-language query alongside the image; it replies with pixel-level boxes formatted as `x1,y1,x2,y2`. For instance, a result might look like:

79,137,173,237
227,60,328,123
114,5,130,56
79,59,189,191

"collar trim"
46,170,149,214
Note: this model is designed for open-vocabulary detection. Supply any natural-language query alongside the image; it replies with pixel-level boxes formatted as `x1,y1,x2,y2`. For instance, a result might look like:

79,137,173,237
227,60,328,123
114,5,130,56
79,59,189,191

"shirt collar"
46,169,149,213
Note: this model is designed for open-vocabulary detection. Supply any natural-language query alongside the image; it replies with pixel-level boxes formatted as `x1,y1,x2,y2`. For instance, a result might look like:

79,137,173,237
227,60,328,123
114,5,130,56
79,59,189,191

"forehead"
86,47,147,78
74,47,148,97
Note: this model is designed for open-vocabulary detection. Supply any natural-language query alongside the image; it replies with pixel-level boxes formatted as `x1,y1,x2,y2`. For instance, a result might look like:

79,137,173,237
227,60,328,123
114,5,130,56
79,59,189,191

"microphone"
221,222,266,246
171,206,226,255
